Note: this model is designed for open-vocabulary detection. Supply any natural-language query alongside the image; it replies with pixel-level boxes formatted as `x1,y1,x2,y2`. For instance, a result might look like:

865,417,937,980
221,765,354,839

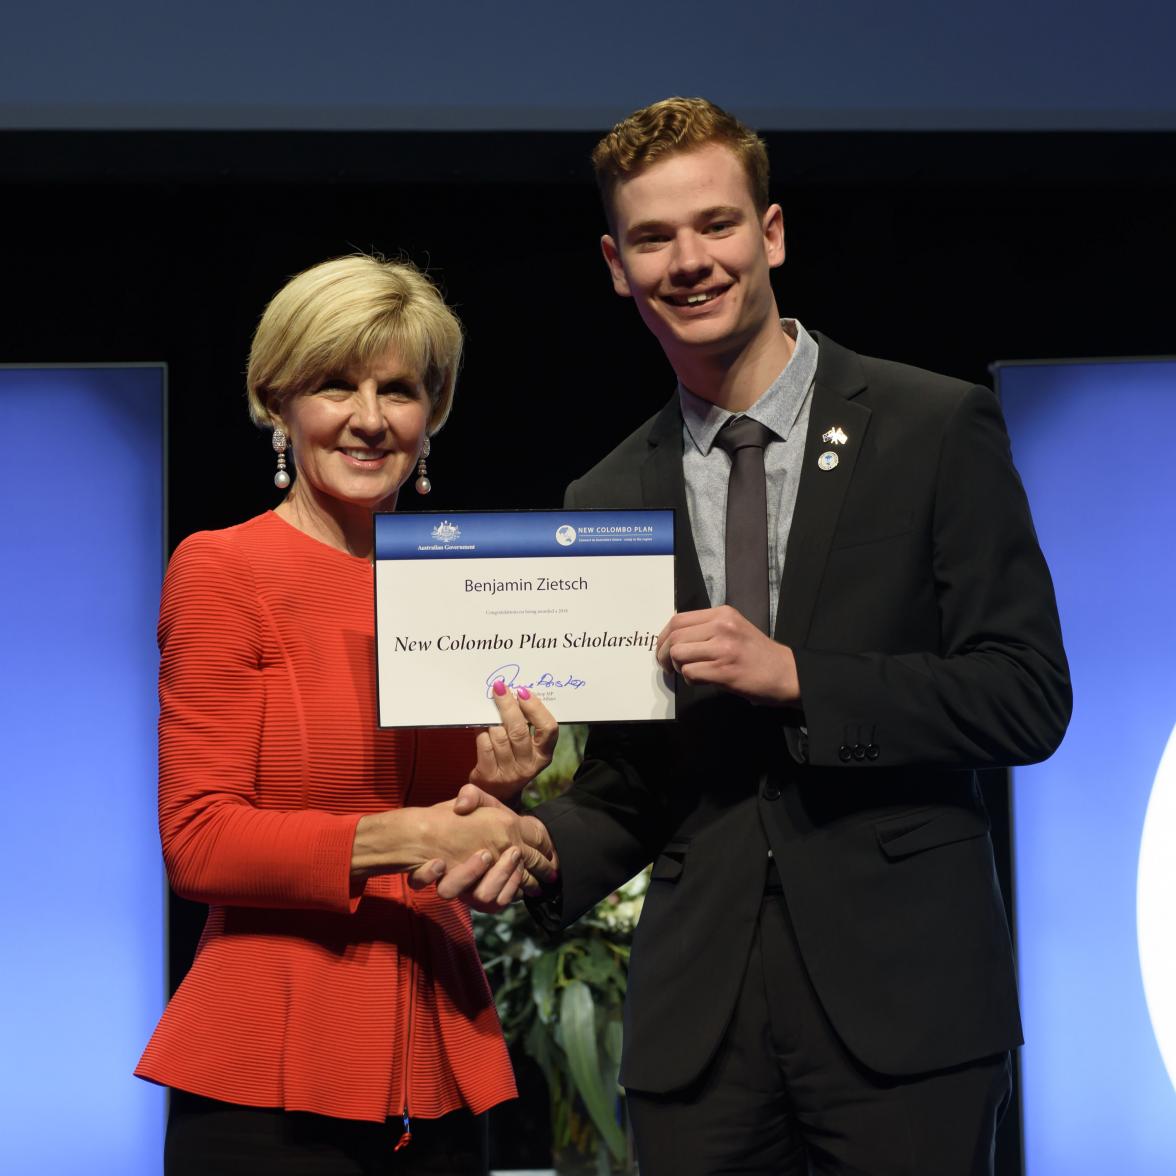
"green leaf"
523,1018,561,1094
531,949,558,1024
603,1017,624,1074
559,980,627,1163
526,723,588,804
571,937,622,992
524,1019,573,1149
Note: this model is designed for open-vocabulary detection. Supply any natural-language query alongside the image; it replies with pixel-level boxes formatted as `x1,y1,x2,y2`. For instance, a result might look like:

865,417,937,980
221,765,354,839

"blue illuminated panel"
0,367,166,1174
999,359,1176,1173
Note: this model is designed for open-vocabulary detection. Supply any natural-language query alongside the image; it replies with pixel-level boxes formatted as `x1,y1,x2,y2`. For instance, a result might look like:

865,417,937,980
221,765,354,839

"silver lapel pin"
818,451,839,471
821,426,849,446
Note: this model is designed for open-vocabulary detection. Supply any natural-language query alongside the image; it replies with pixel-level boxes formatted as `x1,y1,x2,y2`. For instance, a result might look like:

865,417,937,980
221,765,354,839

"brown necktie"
714,415,773,635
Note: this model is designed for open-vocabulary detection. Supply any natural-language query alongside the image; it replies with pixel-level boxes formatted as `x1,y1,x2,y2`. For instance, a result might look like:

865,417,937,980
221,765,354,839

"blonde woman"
137,255,556,1175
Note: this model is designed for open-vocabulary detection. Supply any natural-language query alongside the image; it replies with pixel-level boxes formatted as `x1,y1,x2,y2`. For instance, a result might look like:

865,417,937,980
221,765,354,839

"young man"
451,97,1071,1174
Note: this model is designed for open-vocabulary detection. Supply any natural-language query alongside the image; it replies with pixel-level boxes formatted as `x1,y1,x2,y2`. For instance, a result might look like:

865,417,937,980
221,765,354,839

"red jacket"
136,512,514,1121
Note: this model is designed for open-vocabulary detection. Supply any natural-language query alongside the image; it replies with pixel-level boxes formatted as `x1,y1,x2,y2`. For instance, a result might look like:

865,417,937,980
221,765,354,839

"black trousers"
164,1090,489,1176
627,893,1011,1176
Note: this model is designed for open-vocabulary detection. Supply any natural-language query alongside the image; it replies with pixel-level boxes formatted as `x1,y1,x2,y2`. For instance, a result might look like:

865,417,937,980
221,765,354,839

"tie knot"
714,415,774,456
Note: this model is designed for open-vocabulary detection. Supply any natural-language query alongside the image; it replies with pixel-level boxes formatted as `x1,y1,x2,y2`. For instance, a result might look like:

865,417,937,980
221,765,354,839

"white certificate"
374,509,676,727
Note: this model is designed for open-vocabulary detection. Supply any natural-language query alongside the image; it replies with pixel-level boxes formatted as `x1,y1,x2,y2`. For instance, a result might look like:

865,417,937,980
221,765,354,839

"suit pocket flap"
875,807,990,859
651,839,690,882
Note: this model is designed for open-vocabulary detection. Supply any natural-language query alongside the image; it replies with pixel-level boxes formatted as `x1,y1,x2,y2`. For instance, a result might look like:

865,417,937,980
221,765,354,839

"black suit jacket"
534,334,1071,1093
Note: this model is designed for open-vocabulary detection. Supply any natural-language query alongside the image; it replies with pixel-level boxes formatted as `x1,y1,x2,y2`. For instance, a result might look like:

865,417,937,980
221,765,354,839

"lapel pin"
821,426,849,445
818,451,839,471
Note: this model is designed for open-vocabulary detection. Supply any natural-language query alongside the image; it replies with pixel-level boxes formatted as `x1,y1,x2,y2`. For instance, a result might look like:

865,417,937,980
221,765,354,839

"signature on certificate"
486,663,587,698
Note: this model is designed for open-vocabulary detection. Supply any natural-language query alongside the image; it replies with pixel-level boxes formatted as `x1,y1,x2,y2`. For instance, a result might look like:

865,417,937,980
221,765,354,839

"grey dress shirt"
679,319,818,635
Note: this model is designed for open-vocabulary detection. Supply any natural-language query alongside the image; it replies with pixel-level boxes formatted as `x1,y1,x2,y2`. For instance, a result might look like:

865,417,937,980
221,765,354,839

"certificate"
374,509,676,727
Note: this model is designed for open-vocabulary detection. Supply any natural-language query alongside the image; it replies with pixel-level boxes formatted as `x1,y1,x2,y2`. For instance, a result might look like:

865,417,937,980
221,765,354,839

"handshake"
415,784,558,913
351,783,558,914
352,684,559,913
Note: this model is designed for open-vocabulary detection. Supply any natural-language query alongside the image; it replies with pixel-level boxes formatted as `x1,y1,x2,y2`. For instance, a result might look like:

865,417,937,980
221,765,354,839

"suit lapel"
641,399,710,614
774,334,871,648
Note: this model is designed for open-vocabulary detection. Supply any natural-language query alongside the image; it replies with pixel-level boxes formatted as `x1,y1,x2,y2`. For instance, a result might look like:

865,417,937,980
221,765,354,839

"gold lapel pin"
821,426,848,445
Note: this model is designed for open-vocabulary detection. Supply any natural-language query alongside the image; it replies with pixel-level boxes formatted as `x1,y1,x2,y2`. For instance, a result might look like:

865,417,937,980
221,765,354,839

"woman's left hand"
468,685,558,802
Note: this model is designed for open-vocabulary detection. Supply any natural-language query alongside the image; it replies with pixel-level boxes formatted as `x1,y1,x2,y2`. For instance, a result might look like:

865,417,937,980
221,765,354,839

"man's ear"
600,234,632,298
762,203,786,269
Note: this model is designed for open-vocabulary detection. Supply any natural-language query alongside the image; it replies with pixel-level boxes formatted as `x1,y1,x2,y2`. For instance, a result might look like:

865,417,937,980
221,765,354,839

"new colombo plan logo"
555,525,577,546
1139,719,1176,1096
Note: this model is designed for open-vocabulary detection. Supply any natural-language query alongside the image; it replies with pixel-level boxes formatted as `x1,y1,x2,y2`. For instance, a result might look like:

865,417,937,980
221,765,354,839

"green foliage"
474,724,642,1172
524,721,588,806
560,980,627,1161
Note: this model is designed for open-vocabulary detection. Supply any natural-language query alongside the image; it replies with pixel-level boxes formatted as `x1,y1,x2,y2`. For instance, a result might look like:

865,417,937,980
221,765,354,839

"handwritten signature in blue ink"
486,664,587,698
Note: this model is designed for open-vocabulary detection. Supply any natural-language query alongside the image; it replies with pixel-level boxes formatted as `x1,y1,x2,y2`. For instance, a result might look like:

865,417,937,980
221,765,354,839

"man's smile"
662,285,731,309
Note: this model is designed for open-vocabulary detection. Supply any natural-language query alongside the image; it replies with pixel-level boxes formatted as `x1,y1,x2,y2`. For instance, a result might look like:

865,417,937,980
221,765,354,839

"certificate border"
372,507,677,729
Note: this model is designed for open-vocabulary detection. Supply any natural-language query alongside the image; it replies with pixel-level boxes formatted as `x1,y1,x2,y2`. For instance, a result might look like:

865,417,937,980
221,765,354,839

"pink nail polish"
493,679,507,697
517,686,531,700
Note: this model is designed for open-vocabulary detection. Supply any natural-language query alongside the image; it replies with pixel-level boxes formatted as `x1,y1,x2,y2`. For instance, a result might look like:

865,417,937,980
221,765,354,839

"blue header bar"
375,509,674,560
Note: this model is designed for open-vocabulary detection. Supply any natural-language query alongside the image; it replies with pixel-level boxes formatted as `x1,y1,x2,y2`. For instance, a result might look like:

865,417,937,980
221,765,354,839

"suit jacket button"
763,784,781,801
866,744,880,760
852,744,866,760
838,744,852,762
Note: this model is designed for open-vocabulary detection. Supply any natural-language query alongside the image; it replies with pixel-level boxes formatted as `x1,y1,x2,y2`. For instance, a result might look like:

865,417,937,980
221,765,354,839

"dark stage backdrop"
5,130,1174,540
3,129,1173,1174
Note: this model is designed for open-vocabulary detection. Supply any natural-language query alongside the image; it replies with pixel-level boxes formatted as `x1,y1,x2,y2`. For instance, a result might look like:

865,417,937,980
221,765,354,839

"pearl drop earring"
415,438,432,495
272,428,291,489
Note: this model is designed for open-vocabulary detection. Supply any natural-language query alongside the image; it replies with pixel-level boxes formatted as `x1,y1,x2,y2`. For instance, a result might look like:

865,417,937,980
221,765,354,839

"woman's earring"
272,428,291,489
415,438,432,495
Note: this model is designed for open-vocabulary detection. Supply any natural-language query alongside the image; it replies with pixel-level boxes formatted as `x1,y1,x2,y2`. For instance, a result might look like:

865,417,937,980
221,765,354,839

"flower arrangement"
474,725,645,1174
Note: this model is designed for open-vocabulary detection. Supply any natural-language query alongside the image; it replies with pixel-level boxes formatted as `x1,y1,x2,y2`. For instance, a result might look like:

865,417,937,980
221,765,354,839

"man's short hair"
591,96,770,225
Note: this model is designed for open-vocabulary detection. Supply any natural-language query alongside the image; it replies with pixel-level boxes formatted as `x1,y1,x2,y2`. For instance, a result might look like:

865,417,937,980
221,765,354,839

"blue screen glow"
0,366,166,1174
999,358,1176,1174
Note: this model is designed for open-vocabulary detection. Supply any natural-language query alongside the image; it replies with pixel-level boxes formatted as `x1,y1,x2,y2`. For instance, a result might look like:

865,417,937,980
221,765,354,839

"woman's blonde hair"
246,254,463,433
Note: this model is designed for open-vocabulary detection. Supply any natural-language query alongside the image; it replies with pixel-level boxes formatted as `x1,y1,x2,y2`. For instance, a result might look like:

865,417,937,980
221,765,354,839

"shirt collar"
679,319,818,456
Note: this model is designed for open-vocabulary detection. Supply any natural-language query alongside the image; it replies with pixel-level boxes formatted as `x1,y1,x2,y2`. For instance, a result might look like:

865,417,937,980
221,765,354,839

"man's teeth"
685,292,715,305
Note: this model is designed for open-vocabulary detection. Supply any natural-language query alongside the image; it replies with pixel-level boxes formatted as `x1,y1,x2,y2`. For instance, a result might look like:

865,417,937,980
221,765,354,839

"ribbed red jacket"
135,512,515,1122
